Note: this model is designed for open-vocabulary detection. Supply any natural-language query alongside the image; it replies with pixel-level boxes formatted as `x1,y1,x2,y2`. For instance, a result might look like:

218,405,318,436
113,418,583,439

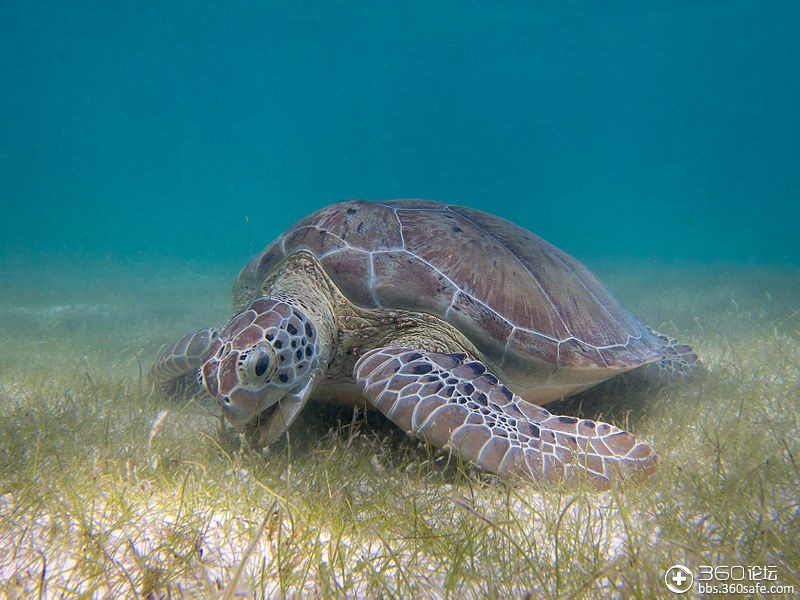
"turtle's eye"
254,352,270,377
239,345,276,387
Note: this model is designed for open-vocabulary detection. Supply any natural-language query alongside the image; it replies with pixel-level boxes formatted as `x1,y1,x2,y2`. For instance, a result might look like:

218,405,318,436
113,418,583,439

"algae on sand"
0,258,798,597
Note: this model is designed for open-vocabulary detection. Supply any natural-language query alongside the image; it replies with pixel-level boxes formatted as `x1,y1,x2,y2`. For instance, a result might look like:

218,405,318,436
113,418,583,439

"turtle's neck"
259,250,338,361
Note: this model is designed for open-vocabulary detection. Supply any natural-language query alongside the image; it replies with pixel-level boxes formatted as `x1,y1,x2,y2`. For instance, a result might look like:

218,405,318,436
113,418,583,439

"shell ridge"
545,245,646,347
448,207,573,339
307,224,350,249
389,206,407,249
393,250,506,321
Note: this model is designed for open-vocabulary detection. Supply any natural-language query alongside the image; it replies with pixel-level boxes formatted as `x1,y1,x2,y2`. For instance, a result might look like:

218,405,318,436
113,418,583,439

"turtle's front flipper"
354,348,656,490
151,328,220,388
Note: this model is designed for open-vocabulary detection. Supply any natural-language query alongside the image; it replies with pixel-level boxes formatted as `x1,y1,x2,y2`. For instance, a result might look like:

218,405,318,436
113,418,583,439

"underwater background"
2,3,800,596
1,1,798,268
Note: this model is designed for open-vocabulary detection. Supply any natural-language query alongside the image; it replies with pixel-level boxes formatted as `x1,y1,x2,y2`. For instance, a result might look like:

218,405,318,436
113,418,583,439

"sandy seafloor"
0,255,797,596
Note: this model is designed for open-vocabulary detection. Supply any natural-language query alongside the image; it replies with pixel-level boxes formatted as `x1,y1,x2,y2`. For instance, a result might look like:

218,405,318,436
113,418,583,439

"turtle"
152,199,699,490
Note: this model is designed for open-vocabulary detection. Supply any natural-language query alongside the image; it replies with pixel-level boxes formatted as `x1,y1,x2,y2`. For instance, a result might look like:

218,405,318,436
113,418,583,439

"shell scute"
372,250,457,313
283,225,347,257
320,249,374,307
294,200,403,252
447,291,514,358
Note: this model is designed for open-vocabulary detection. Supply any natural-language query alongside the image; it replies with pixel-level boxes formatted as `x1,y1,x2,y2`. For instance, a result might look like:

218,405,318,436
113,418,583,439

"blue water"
1,1,798,266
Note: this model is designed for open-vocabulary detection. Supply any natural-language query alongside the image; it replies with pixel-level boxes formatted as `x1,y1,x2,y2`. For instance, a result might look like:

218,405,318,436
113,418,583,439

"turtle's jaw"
200,370,315,444
199,353,323,444
249,370,323,445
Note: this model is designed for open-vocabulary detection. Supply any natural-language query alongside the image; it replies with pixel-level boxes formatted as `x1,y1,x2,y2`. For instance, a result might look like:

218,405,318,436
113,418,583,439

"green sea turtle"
153,199,698,489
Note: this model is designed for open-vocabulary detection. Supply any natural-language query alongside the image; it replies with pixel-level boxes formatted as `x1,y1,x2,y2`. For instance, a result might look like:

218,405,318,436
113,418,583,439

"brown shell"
235,200,663,396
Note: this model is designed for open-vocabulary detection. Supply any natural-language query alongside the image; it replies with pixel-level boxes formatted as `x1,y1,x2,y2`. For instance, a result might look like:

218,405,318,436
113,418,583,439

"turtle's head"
199,297,322,428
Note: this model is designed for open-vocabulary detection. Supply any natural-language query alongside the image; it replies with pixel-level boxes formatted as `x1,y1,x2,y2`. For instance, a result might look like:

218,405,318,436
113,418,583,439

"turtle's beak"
219,389,268,427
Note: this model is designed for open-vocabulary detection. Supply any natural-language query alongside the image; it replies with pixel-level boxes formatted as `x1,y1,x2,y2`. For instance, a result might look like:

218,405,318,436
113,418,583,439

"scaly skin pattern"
199,297,324,426
355,348,657,490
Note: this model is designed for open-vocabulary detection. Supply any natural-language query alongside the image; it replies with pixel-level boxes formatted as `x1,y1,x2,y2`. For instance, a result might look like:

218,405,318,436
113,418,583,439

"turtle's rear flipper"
647,328,703,382
354,347,657,491
151,327,220,390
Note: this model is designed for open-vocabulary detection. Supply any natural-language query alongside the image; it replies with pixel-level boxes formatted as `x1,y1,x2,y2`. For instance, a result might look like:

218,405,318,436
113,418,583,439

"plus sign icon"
664,564,694,594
